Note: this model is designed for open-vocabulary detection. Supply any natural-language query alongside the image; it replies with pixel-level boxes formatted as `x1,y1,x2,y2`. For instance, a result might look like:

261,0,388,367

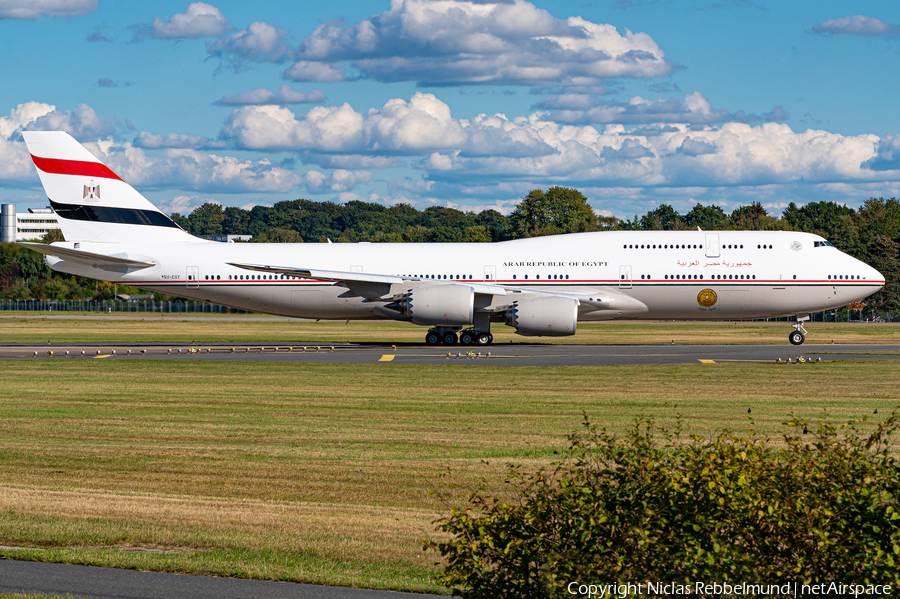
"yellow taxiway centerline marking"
712,358,786,363
698,359,716,364
93,355,113,359
378,354,395,362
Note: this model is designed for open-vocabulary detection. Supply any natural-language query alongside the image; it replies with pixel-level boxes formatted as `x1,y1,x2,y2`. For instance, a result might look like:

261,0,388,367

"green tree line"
2,187,899,312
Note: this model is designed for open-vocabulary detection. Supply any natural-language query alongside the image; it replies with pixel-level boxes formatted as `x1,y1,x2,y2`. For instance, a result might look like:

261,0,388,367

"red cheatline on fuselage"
30,155,123,181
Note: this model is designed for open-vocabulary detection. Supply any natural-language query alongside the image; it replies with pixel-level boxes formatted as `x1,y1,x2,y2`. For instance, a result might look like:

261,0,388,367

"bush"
428,415,900,597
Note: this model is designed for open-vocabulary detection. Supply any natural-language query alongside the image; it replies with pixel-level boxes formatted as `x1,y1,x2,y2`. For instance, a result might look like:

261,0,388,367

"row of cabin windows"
664,274,758,280
626,274,823,281
625,244,702,249
640,275,860,281
622,243,778,250
628,274,760,281
511,274,569,280
202,274,304,280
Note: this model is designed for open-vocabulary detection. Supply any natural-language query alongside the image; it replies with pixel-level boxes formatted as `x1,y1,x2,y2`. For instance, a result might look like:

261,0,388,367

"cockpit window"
814,241,835,248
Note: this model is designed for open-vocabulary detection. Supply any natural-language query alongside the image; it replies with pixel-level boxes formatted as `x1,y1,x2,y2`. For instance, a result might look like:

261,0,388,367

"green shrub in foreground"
428,414,900,598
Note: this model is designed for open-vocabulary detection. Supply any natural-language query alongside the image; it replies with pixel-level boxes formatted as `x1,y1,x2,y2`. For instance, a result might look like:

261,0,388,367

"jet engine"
498,296,579,336
396,284,474,326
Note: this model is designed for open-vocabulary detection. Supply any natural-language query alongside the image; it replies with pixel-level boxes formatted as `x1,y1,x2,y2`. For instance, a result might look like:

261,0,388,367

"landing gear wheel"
442,331,458,345
789,330,805,346
459,331,475,345
475,332,491,346
425,331,441,345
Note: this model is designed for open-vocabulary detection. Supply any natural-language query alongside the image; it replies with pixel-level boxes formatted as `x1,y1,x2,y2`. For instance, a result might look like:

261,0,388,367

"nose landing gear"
789,315,810,345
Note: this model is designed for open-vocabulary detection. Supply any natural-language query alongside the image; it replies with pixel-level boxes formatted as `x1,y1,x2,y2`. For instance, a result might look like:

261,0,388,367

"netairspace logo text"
567,581,893,598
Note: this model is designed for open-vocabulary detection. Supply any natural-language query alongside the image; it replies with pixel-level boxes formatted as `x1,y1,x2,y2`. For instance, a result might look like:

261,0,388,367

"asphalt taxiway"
3,341,900,366
0,560,440,599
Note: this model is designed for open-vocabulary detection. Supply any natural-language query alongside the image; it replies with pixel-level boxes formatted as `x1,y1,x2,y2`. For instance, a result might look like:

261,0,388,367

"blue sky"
1,0,899,220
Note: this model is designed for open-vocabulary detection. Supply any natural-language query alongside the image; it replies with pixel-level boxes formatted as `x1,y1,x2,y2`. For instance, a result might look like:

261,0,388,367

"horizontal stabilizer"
19,243,156,270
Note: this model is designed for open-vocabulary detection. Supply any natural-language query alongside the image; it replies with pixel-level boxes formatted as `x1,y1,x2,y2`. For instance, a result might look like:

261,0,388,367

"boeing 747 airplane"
18,131,885,346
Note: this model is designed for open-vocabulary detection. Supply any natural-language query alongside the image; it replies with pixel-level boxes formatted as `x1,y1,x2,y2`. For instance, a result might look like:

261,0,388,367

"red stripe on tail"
30,155,123,181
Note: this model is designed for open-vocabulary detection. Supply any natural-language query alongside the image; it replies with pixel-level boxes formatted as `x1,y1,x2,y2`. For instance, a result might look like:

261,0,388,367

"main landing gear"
459,329,493,346
425,329,459,346
789,314,810,346
425,327,493,346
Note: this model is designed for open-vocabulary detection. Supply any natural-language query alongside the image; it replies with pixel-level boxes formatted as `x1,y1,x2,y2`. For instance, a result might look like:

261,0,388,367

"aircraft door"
187,266,199,289
619,265,632,289
705,233,720,258
484,265,496,281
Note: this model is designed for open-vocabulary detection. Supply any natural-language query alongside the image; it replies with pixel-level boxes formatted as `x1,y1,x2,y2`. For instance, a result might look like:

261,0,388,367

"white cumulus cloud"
409,120,883,190
222,92,553,158
133,2,231,40
0,139,38,183
813,15,898,37
207,21,293,70
218,91,888,191
302,169,372,193
289,0,671,86
0,102,57,139
19,103,125,140
283,61,347,83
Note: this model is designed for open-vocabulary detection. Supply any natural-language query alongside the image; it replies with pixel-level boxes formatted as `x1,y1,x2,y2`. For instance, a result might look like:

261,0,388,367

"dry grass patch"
0,360,898,591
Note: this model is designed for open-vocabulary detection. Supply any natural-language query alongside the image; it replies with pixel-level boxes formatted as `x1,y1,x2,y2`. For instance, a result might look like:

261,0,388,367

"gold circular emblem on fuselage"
697,288,718,307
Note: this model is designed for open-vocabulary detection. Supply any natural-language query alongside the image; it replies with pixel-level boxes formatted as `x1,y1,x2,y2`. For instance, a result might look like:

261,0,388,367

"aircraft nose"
867,263,886,289
851,253,885,285
850,255,885,298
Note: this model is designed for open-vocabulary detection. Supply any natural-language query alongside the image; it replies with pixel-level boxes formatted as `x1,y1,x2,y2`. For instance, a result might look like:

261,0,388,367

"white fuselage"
44,230,883,323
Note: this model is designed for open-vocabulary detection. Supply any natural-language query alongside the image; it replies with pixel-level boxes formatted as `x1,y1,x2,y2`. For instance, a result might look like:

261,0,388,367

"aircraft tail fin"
21,131,196,244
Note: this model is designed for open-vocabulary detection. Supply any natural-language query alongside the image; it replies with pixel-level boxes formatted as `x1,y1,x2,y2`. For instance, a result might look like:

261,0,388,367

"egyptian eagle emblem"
83,183,100,200
697,288,718,307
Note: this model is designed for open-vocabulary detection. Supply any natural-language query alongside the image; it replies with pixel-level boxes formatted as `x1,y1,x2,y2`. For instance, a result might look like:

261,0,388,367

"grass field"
1,358,898,592
2,314,900,345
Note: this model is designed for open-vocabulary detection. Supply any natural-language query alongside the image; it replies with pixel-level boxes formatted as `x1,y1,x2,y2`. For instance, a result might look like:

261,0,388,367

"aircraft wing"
228,262,508,299
19,243,156,270
227,263,405,285
229,262,645,314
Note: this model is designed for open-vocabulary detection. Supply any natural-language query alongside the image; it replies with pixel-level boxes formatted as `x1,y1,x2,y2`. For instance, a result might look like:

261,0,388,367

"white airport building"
1,204,62,242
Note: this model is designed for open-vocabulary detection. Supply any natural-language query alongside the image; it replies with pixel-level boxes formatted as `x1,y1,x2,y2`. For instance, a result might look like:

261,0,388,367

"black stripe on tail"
49,200,182,229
